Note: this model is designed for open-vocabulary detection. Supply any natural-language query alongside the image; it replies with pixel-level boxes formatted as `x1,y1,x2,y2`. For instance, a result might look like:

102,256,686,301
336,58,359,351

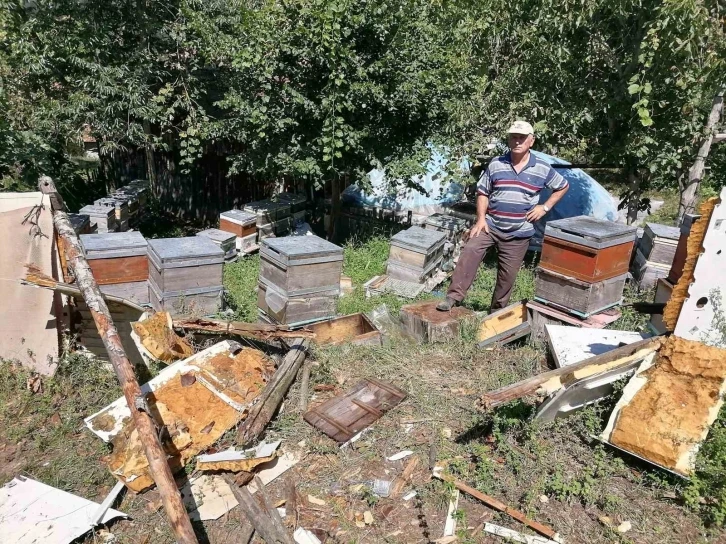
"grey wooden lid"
147,236,225,265
273,192,307,204
196,228,236,244
220,209,257,225
644,222,680,241
244,199,289,214
261,234,343,266
80,231,147,259
79,205,115,219
68,213,90,232
95,197,127,210
391,226,446,252
545,216,636,248
424,213,468,231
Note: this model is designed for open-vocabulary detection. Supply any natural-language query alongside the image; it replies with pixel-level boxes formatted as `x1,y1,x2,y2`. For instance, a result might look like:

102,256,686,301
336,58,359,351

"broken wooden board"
601,335,726,476
648,278,674,335
307,313,382,347
131,311,195,364
545,325,651,368
364,275,425,299
196,440,281,472
477,301,530,348
480,337,662,409
85,340,275,491
400,300,475,343
0,476,127,544
304,378,407,443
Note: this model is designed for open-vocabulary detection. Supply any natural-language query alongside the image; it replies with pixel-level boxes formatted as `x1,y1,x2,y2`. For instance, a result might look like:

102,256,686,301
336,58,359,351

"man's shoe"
436,296,459,311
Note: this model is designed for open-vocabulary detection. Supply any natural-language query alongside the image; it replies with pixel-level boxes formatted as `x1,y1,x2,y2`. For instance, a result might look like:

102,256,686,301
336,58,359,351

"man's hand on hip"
525,205,547,222
469,219,490,239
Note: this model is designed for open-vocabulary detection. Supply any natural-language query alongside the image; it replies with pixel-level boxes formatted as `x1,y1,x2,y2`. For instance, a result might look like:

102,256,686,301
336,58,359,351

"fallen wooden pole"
174,316,315,340
238,338,310,444
38,176,199,544
433,467,557,541
480,336,662,409
223,475,292,544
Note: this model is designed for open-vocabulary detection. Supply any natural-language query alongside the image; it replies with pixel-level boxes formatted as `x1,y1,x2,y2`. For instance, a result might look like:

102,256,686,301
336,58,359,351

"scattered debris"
196,440,281,472
539,495,549,504
0,476,128,544
433,467,558,541
443,489,460,537
174,316,315,340
545,324,652,368
363,510,374,525
180,475,238,521
391,455,420,497
90,480,126,526
307,494,327,506
484,523,559,544
131,311,194,364
616,521,632,533
477,301,531,348
85,340,275,491
480,337,661,409
224,474,293,544
602,335,726,476
364,274,426,299
26,374,43,394
294,527,323,544
307,313,383,346
387,450,414,461
304,378,407,443
248,450,304,490
402,490,417,501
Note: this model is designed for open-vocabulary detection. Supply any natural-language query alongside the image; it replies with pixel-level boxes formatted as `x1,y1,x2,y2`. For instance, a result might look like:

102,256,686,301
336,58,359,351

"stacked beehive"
79,203,117,233
257,235,343,326
386,226,446,283
147,237,225,317
423,213,470,264
244,199,291,241
631,223,680,289
95,197,129,232
273,192,307,225
535,216,637,318
196,228,238,262
80,232,150,304
219,209,258,253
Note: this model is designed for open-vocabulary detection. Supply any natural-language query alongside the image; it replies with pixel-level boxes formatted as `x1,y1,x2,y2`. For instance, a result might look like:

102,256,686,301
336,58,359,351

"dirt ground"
1,328,723,544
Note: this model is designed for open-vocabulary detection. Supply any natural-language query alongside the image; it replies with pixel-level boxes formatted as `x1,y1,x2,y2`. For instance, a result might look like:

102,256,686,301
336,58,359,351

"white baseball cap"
507,120,534,135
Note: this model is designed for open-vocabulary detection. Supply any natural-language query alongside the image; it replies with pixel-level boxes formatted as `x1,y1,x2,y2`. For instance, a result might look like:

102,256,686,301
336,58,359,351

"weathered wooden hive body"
95,197,129,232
219,209,258,252
196,228,238,262
423,213,469,242
80,231,149,304
258,235,343,326
147,236,225,316
273,192,307,223
79,204,117,233
386,226,446,283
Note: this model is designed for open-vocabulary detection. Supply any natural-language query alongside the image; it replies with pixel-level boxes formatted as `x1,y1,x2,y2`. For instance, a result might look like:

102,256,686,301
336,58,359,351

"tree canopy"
1,0,724,218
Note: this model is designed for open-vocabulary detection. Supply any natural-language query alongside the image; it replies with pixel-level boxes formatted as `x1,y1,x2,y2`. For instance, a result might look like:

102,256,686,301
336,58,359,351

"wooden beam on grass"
174,316,315,340
38,176,199,544
479,336,662,410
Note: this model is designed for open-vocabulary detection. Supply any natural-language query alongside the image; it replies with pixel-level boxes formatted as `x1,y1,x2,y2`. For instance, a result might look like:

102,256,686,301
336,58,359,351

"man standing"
437,121,569,312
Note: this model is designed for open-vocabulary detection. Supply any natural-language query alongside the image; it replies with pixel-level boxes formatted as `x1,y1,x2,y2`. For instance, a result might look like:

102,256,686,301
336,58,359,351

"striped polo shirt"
477,152,568,238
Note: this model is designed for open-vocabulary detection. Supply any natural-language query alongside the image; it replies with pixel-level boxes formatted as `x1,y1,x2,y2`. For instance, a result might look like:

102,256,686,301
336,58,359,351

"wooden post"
38,177,199,544
679,90,724,222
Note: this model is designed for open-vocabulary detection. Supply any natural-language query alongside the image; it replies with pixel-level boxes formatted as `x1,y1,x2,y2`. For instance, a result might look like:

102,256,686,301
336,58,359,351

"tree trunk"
143,120,159,199
626,168,640,225
678,91,724,223
328,176,341,241
38,177,199,544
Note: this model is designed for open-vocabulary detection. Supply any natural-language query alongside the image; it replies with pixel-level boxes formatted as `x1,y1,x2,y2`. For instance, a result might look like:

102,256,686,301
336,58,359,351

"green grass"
223,254,261,321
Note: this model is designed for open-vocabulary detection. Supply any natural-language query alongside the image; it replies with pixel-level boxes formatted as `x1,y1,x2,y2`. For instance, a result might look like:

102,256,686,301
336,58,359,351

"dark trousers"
447,229,530,311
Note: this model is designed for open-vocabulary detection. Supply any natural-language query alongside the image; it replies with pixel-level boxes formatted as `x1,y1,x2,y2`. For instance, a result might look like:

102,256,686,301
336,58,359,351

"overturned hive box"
535,267,627,318
84,340,275,491
79,204,117,233
387,226,446,283
307,313,382,347
147,237,225,316
196,228,238,262
80,231,149,304
540,216,636,282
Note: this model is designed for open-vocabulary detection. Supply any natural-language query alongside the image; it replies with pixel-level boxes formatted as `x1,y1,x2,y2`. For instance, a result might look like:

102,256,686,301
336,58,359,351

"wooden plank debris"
196,440,281,472
477,301,531,348
545,325,651,368
132,311,195,363
175,316,315,340
304,378,407,443
484,523,559,544
433,467,558,541
39,176,199,544
479,336,662,409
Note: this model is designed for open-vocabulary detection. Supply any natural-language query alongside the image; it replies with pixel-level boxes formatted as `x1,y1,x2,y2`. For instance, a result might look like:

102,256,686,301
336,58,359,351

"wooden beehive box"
477,301,531,348
147,236,224,294
534,267,627,318
631,248,671,289
399,300,475,343
307,313,382,347
540,216,636,282
126,180,149,209
649,278,674,335
424,213,470,242
68,213,93,235
257,282,338,326
668,214,699,284
80,232,148,285
95,197,129,223
79,204,117,233
273,192,307,213
111,188,139,215
219,209,257,238
260,235,343,296
244,199,291,226
148,281,223,317
389,226,446,269
639,223,680,266
196,228,237,261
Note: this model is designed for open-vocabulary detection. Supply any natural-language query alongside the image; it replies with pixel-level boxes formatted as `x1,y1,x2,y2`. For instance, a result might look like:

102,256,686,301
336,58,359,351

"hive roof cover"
645,222,680,240
546,215,636,241
391,226,446,251
262,234,342,257
148,236,225,260
221,209,257,222
80,231,146,253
